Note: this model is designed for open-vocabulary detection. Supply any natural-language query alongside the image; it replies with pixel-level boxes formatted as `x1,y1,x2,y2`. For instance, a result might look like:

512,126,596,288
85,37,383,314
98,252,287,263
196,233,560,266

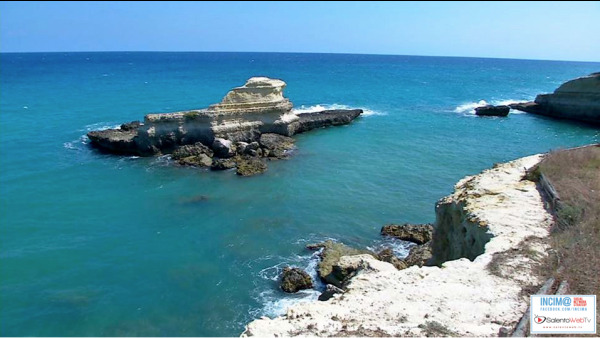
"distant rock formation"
511,73,600,124
87,77,363,175
475,105,510,117
280,267,313,293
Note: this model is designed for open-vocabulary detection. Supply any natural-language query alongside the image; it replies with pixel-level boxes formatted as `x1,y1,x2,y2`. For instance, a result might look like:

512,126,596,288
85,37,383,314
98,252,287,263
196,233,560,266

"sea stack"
511,72,600,124
87,77,363,157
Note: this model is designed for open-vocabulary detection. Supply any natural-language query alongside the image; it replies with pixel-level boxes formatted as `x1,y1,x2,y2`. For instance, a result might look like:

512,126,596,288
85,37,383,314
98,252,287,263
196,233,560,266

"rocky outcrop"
242,155,553,337
171,142,214,167
511,73,600,124
87,77,363,157
381,224,433,245
306,240,375,288
280,267,313,293
317,284,344,302
235,156,267,177
475,105,510,117
259,133,295,158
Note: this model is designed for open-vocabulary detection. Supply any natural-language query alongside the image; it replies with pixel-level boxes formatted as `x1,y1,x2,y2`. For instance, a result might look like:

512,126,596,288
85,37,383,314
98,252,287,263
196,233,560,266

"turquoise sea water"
1,52,598,336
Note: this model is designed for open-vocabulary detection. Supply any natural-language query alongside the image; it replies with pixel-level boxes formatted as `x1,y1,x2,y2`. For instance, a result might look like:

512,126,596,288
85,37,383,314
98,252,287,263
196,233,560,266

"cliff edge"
511,73,600,124
242,155,553,336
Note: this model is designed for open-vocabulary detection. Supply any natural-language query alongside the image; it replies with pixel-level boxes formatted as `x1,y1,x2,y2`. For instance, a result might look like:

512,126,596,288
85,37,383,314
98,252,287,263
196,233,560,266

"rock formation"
280,267,313,293
87,77,363,176
380,224,433,245
511,72,600,124
475,105,510,117
242,155,553,336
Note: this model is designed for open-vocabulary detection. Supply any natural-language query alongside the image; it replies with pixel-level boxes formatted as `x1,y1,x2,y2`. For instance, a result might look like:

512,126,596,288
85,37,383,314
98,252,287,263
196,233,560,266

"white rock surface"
242,154,553,337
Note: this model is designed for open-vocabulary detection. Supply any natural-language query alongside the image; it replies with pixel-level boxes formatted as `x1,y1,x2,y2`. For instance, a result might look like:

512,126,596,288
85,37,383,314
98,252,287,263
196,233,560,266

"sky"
1,1,599,62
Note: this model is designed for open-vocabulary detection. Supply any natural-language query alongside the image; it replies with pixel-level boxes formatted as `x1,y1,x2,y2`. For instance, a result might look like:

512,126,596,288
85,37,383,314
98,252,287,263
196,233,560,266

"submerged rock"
511,73,600,124
475,105,510,117
381,224,433,245
280,267,313,293
235,156,267,176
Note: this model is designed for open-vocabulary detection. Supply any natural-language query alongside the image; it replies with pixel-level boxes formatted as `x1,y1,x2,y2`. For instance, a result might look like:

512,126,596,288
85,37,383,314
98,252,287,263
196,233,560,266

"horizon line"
1,50,599,64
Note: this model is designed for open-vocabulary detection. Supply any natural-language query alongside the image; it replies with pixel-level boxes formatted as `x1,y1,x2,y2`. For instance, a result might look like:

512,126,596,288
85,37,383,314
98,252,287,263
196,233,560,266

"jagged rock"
88,78,363,157
292,109,363,134
381,224,433,245
212,138,235,158
120,121,142,131
308,240,376,287
377,248,409,270
512,73,600,124
211,158,237,171
280,267,313,293
259,133,296,158
475,105,510,117
404,242,433,267
172,142,214,167
172,142,214,160
318,284,345,301
235,156,267,176
87,129,140,155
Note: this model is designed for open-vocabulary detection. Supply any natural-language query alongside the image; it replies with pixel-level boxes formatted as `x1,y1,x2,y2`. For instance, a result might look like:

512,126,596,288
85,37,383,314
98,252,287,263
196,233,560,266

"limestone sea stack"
511,72,600,124
87,77,363,156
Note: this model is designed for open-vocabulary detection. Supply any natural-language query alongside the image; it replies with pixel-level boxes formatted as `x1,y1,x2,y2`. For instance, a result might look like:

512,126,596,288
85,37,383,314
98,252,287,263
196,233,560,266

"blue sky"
1,1,599,61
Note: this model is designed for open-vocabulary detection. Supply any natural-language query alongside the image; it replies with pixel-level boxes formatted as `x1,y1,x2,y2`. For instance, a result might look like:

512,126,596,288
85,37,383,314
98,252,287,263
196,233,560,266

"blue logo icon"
563,297,572,306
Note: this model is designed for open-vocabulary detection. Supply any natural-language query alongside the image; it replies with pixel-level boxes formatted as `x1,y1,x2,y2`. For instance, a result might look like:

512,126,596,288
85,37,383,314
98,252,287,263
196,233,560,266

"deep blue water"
1,52,598,336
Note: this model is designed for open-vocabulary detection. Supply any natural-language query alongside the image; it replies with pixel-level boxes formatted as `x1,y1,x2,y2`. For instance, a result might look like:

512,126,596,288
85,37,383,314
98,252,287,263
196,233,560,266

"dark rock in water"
87,129,141,155
318,284,345,301
310,240,376,287
211,158,237,171
180,195,209,204
212,138,235,158
474,105,510,117
171,142,214,167
381,224,433,245
404,242,433,267
235,156,267,176
293,109,363,134
280,267,313,293
512,73,600,124
259,133,296,158
172,142,214,160
377,248,409,270
120,121,142,131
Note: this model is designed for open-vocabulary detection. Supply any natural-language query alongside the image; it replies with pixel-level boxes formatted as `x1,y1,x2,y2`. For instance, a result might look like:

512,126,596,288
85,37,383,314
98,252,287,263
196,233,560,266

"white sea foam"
292,104,385,117
453,99,529,115
367,237,415,259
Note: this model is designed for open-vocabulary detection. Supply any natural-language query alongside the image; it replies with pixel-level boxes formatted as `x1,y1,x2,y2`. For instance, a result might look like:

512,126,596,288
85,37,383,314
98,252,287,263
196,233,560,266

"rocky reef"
511,72,600,124
242,155,553,336
87,77,362,175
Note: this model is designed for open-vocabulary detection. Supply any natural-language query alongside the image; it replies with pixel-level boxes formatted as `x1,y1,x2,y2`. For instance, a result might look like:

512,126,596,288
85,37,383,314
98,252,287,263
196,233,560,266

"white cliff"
242,154,553,336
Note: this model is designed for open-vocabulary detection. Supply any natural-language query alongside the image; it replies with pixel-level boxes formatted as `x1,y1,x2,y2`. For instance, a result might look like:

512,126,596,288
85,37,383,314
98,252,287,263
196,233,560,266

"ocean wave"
251,250,324,318
453,99,528,115
367,237,415,259
292,104,385,117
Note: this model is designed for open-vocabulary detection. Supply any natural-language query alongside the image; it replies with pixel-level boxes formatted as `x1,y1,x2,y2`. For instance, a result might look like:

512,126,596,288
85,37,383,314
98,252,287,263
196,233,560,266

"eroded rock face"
280,267,313,293
381,224,433,245
259,133,296,158
512,73,600,124
87,77,363,158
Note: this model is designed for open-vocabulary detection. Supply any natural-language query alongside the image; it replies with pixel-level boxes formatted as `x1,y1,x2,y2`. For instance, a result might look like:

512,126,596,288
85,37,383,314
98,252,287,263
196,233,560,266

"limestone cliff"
512,73,600,124
242,155,553,336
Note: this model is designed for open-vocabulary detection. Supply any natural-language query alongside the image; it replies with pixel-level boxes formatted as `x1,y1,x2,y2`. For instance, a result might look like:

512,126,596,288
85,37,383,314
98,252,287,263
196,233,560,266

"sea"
1,52,598,336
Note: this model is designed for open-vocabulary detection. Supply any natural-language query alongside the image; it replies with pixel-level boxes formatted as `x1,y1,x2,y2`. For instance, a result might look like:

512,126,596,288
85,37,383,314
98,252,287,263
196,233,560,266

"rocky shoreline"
243,154,553,336
87,77,362,176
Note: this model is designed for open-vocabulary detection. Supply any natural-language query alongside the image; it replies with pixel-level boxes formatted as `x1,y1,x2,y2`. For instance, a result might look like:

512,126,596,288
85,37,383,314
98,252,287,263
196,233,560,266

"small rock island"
88,77,362,175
